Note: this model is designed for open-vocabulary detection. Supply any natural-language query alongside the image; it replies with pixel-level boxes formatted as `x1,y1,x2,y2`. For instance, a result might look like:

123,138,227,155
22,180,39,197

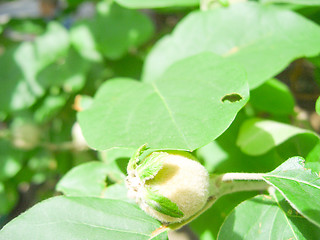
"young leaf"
78,53,248,151
218,194,320,239
142,2,320,89
136,152,166,181
128,144,149,172
145,188,184,218
263,157,320,228
0,197,167,240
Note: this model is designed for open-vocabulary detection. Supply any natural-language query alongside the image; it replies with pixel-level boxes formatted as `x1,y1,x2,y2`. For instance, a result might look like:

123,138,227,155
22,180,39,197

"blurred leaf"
264,157,320,227
56,161,125,197
37,48,89,93
34,95,67,123
115,0,199,8
316,96,320,115
0,196,167,240
236,118,318,156
143,2,320,89
250,78,295,115
0,140,24,181
0,182,18,215
261,0,320,5
218,194,320,240
71,1,154,60
0,22,69,112
78,53,248,151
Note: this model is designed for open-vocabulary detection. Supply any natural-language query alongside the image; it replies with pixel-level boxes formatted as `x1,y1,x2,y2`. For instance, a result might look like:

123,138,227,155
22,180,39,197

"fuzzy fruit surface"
138,151,209,223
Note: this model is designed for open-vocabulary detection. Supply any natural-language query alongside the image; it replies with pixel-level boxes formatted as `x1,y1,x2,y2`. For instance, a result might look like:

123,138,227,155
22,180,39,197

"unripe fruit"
126,148,209,223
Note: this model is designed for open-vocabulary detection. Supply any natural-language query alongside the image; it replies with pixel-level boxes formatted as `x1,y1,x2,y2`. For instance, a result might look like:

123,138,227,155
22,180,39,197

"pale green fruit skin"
139,151,209,223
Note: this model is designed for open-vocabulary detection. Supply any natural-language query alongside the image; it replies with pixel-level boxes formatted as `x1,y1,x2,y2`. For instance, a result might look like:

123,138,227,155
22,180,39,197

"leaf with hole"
78,53,248,151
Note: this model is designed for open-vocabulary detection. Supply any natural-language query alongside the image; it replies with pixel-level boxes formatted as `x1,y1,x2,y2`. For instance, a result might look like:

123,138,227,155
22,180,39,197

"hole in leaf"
221,93,243,103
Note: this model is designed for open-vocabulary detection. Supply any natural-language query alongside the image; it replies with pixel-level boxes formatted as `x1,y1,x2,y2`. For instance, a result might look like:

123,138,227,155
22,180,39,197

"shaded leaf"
250,78,295,115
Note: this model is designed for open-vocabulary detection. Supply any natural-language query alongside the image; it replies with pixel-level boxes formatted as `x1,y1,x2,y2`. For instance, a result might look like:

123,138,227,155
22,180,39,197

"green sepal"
145,188,184,218
136,152,166,181
127,144,149,172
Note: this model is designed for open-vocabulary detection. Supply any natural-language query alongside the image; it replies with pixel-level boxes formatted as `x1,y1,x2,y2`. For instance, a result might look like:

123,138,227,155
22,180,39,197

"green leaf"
250,78,295,115
0,140,24,181
128,144,149,172
196,113,286,174
236,118,318,156
56,162,125,197
142,2,320,89
71,2,154,60
263,157,320,228
316,97,320,115
102,183,131,202
218,194,320,240
0,22,69,112
145,188,184,218
261,0,320,5
34,95,67,123
0,196,167,240
0,182,18,215
191,191,257,240
137,152,166,181
115,0,199,8
78,53,248,151
37,48,89,93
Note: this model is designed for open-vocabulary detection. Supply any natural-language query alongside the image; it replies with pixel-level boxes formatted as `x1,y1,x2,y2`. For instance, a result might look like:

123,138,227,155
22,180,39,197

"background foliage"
0,0,320,239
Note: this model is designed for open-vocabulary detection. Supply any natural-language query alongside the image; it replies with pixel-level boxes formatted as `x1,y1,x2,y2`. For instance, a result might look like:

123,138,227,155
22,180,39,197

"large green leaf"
0,197,167,240
56,162,125,197
71,1,154,61
115,0,199,8
78,53,248,151
142,2,320,89
263,157,320,228
218,194,320,239
236,118,319,156
0,22,69,112
261,0,320,5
